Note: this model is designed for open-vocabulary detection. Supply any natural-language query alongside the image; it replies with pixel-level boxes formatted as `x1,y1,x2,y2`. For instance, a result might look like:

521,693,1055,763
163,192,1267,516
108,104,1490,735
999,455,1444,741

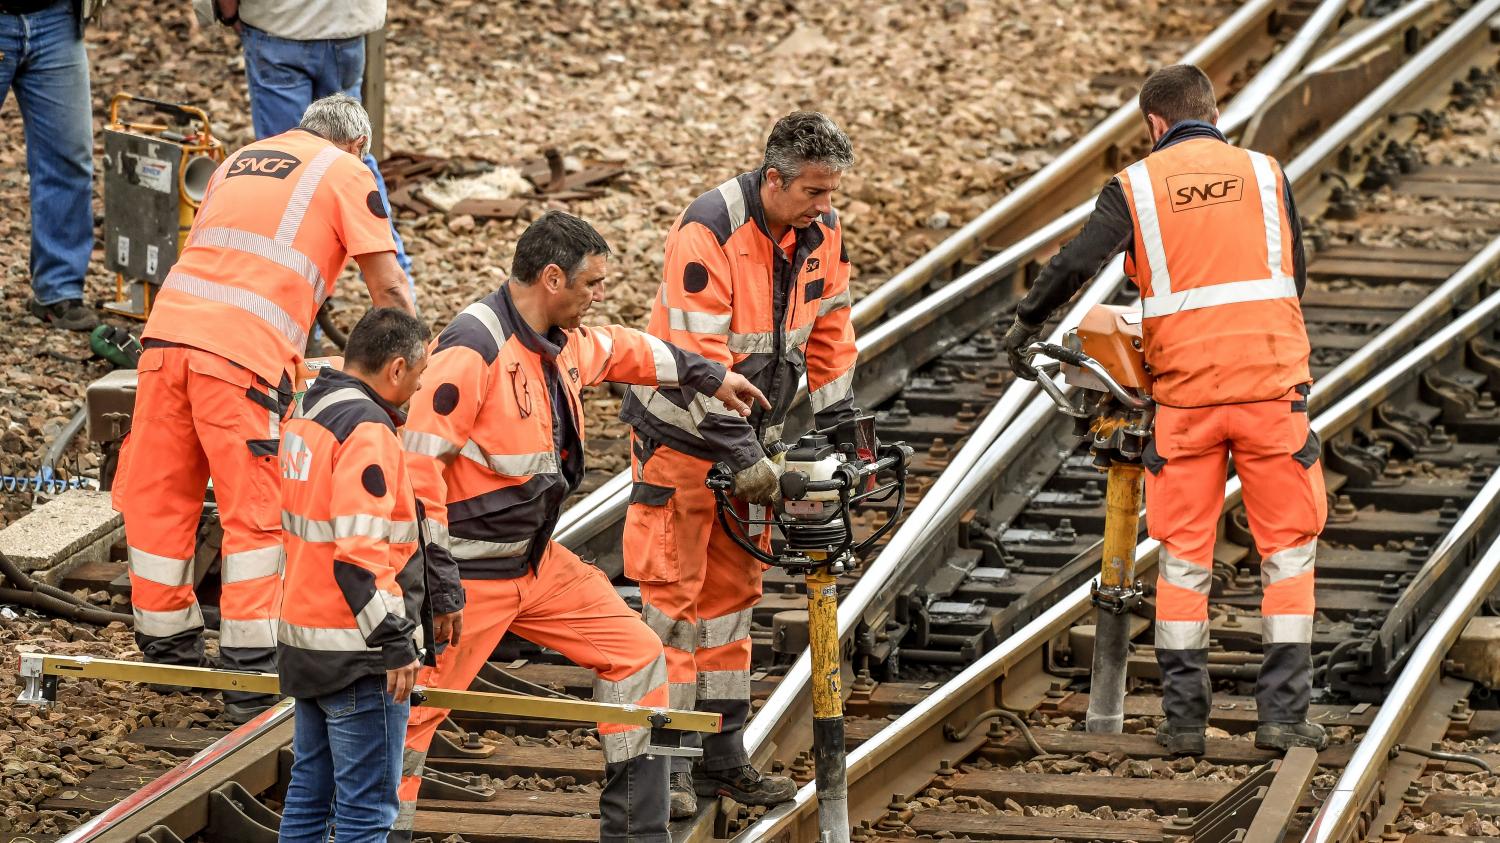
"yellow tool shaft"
1101,463,1143,589
22,653,720,733
805,567,843,720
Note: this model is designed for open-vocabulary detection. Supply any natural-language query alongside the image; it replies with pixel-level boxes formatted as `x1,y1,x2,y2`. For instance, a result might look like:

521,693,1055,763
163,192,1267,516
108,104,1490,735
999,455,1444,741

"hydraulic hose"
0,551,133,626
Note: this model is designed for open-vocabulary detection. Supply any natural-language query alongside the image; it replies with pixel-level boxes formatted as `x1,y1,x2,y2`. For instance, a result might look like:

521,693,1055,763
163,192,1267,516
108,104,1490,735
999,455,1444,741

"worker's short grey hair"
299,93,373,157
760,112,855,186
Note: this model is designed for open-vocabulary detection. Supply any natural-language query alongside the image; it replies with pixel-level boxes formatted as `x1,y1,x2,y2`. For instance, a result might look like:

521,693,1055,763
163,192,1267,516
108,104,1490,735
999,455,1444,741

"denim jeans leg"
7,3,93,305
325,674,408,842
277,697,335,843
361,152,415,286
241,26,315,139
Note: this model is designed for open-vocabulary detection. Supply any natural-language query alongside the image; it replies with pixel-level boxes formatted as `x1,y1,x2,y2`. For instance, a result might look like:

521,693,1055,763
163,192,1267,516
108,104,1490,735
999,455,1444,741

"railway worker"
1001,64,1327,756
276,307,430,843
394,210,770,843
618,110,859,817
111,93,415,725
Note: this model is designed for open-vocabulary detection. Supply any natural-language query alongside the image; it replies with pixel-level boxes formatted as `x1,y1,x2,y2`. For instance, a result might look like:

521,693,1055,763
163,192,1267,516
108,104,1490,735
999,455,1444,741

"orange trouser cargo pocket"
623,482,680,584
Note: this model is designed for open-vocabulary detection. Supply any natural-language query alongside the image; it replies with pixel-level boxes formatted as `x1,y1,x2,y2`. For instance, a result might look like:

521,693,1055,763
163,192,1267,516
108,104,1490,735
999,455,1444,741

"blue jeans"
0,0,93,305
240,25,414,286
278,674,409,843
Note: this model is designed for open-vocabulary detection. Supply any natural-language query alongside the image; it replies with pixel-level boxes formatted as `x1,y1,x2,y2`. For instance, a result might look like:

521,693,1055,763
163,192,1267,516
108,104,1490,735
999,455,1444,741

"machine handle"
108,93,216,144
1024,342,1152,412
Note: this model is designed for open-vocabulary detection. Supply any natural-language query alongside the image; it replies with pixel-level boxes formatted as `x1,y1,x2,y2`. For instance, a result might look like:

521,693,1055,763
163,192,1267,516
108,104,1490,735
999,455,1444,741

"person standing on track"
111,93,415,724
276,307,431,843
1001,64,1328,756
393,210,770,843
618,111,859,817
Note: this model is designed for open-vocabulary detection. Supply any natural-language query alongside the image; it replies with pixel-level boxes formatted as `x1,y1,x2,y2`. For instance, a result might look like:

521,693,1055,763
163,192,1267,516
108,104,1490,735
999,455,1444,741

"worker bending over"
394,211,769,843
1002,65,1327,755
620,111,859,816
112,93,414,724
277,308,430,842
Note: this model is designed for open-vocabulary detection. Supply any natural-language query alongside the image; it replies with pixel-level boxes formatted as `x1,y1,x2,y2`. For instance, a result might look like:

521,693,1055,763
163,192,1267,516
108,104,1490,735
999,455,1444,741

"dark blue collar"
497,283,566,361
307,367,406,426
1152,120,1227,152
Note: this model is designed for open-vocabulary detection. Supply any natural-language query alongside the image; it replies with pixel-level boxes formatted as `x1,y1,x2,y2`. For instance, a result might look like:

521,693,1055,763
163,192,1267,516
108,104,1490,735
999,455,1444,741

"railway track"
26,1,1500,841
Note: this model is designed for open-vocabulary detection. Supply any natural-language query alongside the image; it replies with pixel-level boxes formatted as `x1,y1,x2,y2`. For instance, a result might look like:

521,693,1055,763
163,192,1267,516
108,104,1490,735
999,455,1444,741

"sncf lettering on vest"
1165,172,1244,212
226,150,303,180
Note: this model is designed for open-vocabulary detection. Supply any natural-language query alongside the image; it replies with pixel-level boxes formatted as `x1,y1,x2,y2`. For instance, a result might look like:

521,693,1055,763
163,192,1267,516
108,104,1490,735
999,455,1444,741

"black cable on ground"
0,551,133,626
317,302,349,350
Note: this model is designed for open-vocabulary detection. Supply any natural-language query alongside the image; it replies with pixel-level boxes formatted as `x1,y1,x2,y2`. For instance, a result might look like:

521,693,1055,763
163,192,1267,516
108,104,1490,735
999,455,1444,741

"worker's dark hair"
511,210,612,286
1138,64,1218,127
343,308,431,374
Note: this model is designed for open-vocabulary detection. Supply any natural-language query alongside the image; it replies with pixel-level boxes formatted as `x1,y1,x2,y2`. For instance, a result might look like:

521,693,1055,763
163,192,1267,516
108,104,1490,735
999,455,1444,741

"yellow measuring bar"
18,652,720,733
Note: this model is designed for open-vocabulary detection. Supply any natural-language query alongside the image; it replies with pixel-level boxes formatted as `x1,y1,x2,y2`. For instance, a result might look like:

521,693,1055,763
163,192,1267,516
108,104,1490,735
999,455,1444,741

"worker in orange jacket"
1002,65,1327,756
394,211,769,843
111,93,419,724
276,308,431,841
618,111,858,816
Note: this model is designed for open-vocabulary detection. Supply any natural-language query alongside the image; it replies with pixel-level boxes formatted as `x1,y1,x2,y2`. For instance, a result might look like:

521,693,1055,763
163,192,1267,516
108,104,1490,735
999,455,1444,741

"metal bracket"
16,651,57,706
646,711,704,758
418,767,496,802
1090,580,1144,615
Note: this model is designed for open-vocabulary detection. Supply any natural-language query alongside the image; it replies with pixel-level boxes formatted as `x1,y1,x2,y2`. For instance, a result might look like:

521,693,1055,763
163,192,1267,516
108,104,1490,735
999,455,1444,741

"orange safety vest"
620,170,858,472
1117,138,1310,407
144,129,397,385
277,368,427,700
402,284,726,584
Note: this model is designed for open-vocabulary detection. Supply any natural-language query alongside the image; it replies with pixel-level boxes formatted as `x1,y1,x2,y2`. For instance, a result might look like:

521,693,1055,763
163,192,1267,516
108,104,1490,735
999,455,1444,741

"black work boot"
1155,722,1207,757
222,698,278,725
28,297,99,332
669,770,697,820
1255,721,1328,752
694,764,798,806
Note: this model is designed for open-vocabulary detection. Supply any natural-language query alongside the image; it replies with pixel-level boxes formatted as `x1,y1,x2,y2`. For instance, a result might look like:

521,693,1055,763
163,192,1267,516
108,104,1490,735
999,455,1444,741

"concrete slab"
1450,616,1500,690
0,490,123,586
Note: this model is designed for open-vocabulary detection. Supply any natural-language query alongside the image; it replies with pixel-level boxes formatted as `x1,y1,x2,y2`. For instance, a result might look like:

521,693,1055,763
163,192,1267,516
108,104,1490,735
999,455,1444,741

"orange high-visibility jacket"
277,368,428,700
620,170,858,471
402,285,727,589
1118,138,1311,407
145,128,397,386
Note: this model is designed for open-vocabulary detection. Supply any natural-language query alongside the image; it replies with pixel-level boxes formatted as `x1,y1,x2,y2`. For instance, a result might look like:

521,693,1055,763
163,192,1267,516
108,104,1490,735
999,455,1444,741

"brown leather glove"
732,456,783,506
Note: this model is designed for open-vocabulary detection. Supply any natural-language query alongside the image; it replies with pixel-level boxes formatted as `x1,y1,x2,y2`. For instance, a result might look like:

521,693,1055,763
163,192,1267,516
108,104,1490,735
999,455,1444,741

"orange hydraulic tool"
1025,304,1155,734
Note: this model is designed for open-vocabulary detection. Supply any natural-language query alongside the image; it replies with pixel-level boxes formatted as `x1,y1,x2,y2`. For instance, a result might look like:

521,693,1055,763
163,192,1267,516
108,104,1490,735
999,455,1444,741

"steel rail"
739,272,1500,842
1302,0,1443,75
1304,492,1500,843
742,0,1415,760
552,0,1287,548
59,700,295,843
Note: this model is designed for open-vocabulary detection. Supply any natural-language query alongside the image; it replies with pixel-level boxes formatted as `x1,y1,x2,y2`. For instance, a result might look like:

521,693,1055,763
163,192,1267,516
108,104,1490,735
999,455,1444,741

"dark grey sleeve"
1015,179,1135,325
1283,177,1307,298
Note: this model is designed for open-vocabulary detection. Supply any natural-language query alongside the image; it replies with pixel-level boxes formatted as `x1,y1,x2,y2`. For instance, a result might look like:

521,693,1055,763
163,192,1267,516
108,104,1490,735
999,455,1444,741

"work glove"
732,456,783,506
1002,315,1045,381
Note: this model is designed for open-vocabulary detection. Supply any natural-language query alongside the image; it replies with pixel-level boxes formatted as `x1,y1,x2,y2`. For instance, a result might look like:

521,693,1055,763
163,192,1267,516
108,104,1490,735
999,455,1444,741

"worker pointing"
111,93,416,725
619,111,859,816
1002,65,1328,756
394,211,769,843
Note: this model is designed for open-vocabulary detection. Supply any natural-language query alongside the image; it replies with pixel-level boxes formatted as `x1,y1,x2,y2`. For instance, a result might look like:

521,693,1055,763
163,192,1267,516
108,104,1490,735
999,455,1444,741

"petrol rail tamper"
708,416,911,842
1025,304,1156,733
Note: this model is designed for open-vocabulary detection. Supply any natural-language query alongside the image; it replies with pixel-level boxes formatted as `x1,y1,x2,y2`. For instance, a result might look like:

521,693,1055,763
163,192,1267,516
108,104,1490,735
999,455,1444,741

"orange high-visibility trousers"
111,345,287,696
394,542,669,843
1144,387,1327,726
623,436,766,774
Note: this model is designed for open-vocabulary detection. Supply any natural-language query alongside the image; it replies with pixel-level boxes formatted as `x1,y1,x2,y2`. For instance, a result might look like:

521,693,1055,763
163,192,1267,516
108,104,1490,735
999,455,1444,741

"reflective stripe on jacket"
620,170,858,471
277,368,427,700
1117,138,1311,407
144,128,397,385
404,284,726,584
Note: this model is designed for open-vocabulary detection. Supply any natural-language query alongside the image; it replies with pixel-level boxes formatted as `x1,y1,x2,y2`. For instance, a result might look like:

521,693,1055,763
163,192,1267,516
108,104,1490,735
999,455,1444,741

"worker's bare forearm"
355,251,416,314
